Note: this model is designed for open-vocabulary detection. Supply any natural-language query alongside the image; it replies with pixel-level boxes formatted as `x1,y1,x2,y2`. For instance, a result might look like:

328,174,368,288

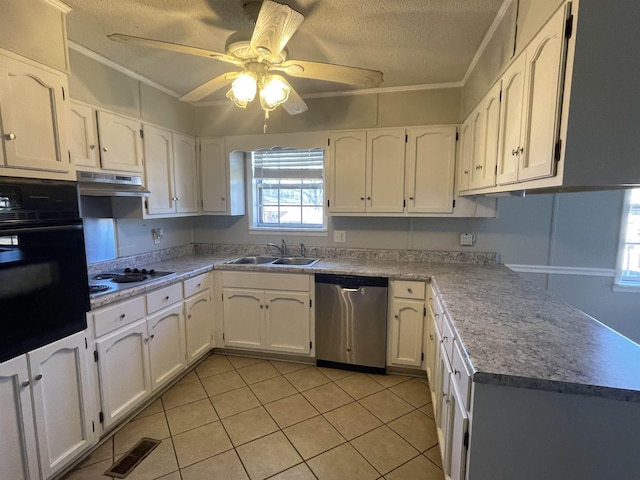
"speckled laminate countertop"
89,253,640,402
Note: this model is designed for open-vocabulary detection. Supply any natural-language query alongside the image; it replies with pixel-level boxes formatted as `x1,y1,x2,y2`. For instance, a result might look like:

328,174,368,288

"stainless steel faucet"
267,239,287,256
300,242,306,257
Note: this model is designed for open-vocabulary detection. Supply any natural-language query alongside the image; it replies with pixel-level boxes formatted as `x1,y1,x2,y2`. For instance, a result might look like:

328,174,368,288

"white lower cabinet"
184,273,214,364
147,302,186,391
222,272,313,356
388,280,426,368
0,331,95,480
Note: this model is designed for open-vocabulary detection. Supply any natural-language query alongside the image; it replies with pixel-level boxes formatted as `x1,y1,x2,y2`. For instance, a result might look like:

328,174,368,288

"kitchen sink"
225,255,279,264
224,255,321,266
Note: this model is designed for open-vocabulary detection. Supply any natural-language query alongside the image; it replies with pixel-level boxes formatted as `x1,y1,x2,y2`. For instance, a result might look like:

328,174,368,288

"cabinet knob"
221,197,225,201
196,283,201,288
176,197,181,201
454,369,461,377
164,296,170,301
512,148,518,156
518,147,524,155
89,144,96,150
367,196,371,200
394,314,399,319
360,197,365,200
464,170,469,174
429,334,434,340
102,147,109,152
120,313,126,319
6,133,16,140
478,165,483,170
150,334,155,340
260,305,264,309
407,288,413,293
21,380,30,387
409,197,414,201
34,374,43,381
144,337,149,342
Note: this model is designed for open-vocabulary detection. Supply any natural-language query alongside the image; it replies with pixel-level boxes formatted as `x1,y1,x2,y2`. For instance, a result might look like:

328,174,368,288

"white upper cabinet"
69,101,99,169
199,137,245,216
172,133,199,214
0,53,70,176
328,130,367,213
366,128,406,213
467,82,500,190
97,110,143,173
457,119,473,193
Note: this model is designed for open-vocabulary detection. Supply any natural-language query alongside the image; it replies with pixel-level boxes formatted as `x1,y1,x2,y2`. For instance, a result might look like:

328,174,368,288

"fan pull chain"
264,110,269,133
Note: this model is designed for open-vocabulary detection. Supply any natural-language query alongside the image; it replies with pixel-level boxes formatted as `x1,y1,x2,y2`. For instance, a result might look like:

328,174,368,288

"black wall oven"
0,177,90,363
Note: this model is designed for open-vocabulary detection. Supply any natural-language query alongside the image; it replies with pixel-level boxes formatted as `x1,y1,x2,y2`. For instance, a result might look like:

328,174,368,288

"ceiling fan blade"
250,0,304,60
274,59,383,87
270,75,308,115
179,72,241,103
108,33,244,67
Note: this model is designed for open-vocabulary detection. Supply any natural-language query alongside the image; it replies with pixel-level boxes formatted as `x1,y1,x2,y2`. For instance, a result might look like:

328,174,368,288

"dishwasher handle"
315,273,388,289
341,287,361,292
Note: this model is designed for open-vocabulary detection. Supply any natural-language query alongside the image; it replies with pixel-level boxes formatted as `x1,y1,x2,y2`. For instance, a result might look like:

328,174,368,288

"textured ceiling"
65,0,505,102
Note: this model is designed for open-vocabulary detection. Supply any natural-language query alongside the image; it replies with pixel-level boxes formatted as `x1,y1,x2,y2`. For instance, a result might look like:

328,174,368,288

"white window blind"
616,188,640,286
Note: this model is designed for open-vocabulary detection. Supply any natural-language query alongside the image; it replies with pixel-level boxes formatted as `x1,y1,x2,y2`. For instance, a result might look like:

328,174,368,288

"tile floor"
62,354,444,480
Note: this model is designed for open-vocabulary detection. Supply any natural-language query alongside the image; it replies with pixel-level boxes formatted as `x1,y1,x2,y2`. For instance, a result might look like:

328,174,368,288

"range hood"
77,171,150,197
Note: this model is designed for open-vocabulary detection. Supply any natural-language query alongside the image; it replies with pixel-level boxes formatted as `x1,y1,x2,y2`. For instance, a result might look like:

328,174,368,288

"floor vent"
104,438,161,478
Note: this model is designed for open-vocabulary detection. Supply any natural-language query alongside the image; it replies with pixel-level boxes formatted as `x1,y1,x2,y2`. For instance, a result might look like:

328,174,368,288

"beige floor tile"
237,361,281,384
323,402,382,441
316,366,357,381
359,390,414,423
307,443,379,480
165,398,218,435
270,360,311,374
134,398,164,419
385,454,444,480
222,406,279,446
113,412,170,455
155,472,181,480
236,431,302,480
424,446,443,469
265,393,319,428
181,450,249,480
125,437,179,480
227,355,265,369
302,382,354,413
390,378,431,407
368,373,411,388
61,458,113,480
420,401,435,419
161,380,207,410
210,386,261,418
77,437,112,468
172,421,233,468
195,355,234,378
351,425,419,475
283,415,346,460
268,463,317,480
176,370,199,385
285,367,331,391
335,373,385,399
387,410,438,452
201,370,247,396
249,375,297,404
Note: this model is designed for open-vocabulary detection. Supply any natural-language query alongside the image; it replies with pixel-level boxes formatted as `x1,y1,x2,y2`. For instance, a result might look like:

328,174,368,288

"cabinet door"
457,118,473,192
496,55,526,185
264,291,311,354
200,137,229,213
469,107,486,189
144,124,175,215
0,54,69,173
436,343,452,473
328,130,367,212
172,133,199,214
519,6,568,181
223,288,264,349
425,307,437,384
389,299,424,367
69,101,99,168
471,84,500,189
366,128,406,212
147,303,186,390
405,126,456,213
97,110,143,173
28,331,94,479
0,356,39,480
185,290,214,364
448,387,469,480
96,319,151,428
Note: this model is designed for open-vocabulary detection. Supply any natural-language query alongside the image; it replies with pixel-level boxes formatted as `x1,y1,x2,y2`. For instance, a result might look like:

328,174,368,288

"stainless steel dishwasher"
315,274,388,374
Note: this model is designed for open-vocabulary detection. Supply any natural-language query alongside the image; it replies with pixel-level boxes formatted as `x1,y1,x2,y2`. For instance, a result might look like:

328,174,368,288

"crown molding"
43,0,72,13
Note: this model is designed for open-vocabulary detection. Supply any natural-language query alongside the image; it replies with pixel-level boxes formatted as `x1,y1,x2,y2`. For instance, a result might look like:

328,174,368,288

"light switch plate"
460,233,475,246
333,230,346,242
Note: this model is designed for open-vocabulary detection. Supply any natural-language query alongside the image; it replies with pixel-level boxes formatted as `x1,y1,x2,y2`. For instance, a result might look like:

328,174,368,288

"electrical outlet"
333,230,346,243
460,233,475,246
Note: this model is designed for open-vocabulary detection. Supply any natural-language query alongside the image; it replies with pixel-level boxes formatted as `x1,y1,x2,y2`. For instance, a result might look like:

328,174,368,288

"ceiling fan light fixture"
228,72,258,105
259,75,290,111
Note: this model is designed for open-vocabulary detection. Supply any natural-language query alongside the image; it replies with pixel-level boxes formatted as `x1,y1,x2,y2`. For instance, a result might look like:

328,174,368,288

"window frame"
614,188,640,291
247,146,328,235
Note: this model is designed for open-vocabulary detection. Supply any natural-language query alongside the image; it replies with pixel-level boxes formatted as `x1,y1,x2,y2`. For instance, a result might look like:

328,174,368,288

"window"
615,188,640,289
249,147,325,231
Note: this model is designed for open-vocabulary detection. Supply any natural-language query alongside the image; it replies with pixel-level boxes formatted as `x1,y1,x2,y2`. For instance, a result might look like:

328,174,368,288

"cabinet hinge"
99,411,104,424
93,350,98,362
144,199,149,210
222,332,225,341
565,14,574,39
201,199,204,208
554,139,562,162
327,138,330,146
327,199,330,208
91,421,95,433
423,306,427,317
421,352,424,361
309,299,313,308
499,89,502,102
403,199,406,208
452,199,456,209
139,129,144,139
221,293,224,302
68,150,71,164
455,131,459,141
310,341,313,349
85,337,88,349
463,430,469,448
405,134,408,143
61,85,66,101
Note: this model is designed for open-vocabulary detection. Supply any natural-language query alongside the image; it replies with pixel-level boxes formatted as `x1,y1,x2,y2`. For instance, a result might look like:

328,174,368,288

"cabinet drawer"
441,314,455,364
222,271,310,291
184,273,211,298
394,280,425,300
146,283,183,314
452,340,472,411
92,296,145,337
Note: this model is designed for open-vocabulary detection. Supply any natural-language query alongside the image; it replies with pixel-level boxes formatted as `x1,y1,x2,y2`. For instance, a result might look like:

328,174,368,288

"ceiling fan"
108,0,383,125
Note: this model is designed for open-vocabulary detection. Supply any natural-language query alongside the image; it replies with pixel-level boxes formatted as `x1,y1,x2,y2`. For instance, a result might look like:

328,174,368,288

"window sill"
248,227,328,237
612,282,640,293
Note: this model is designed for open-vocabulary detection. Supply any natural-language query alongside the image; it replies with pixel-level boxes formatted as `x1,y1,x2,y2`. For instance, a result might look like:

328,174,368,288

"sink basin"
225,256,279,264
271,257,321,266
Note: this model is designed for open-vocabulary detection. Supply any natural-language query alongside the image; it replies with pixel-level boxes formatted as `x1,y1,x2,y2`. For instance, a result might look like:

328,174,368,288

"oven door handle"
0,223,83,235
